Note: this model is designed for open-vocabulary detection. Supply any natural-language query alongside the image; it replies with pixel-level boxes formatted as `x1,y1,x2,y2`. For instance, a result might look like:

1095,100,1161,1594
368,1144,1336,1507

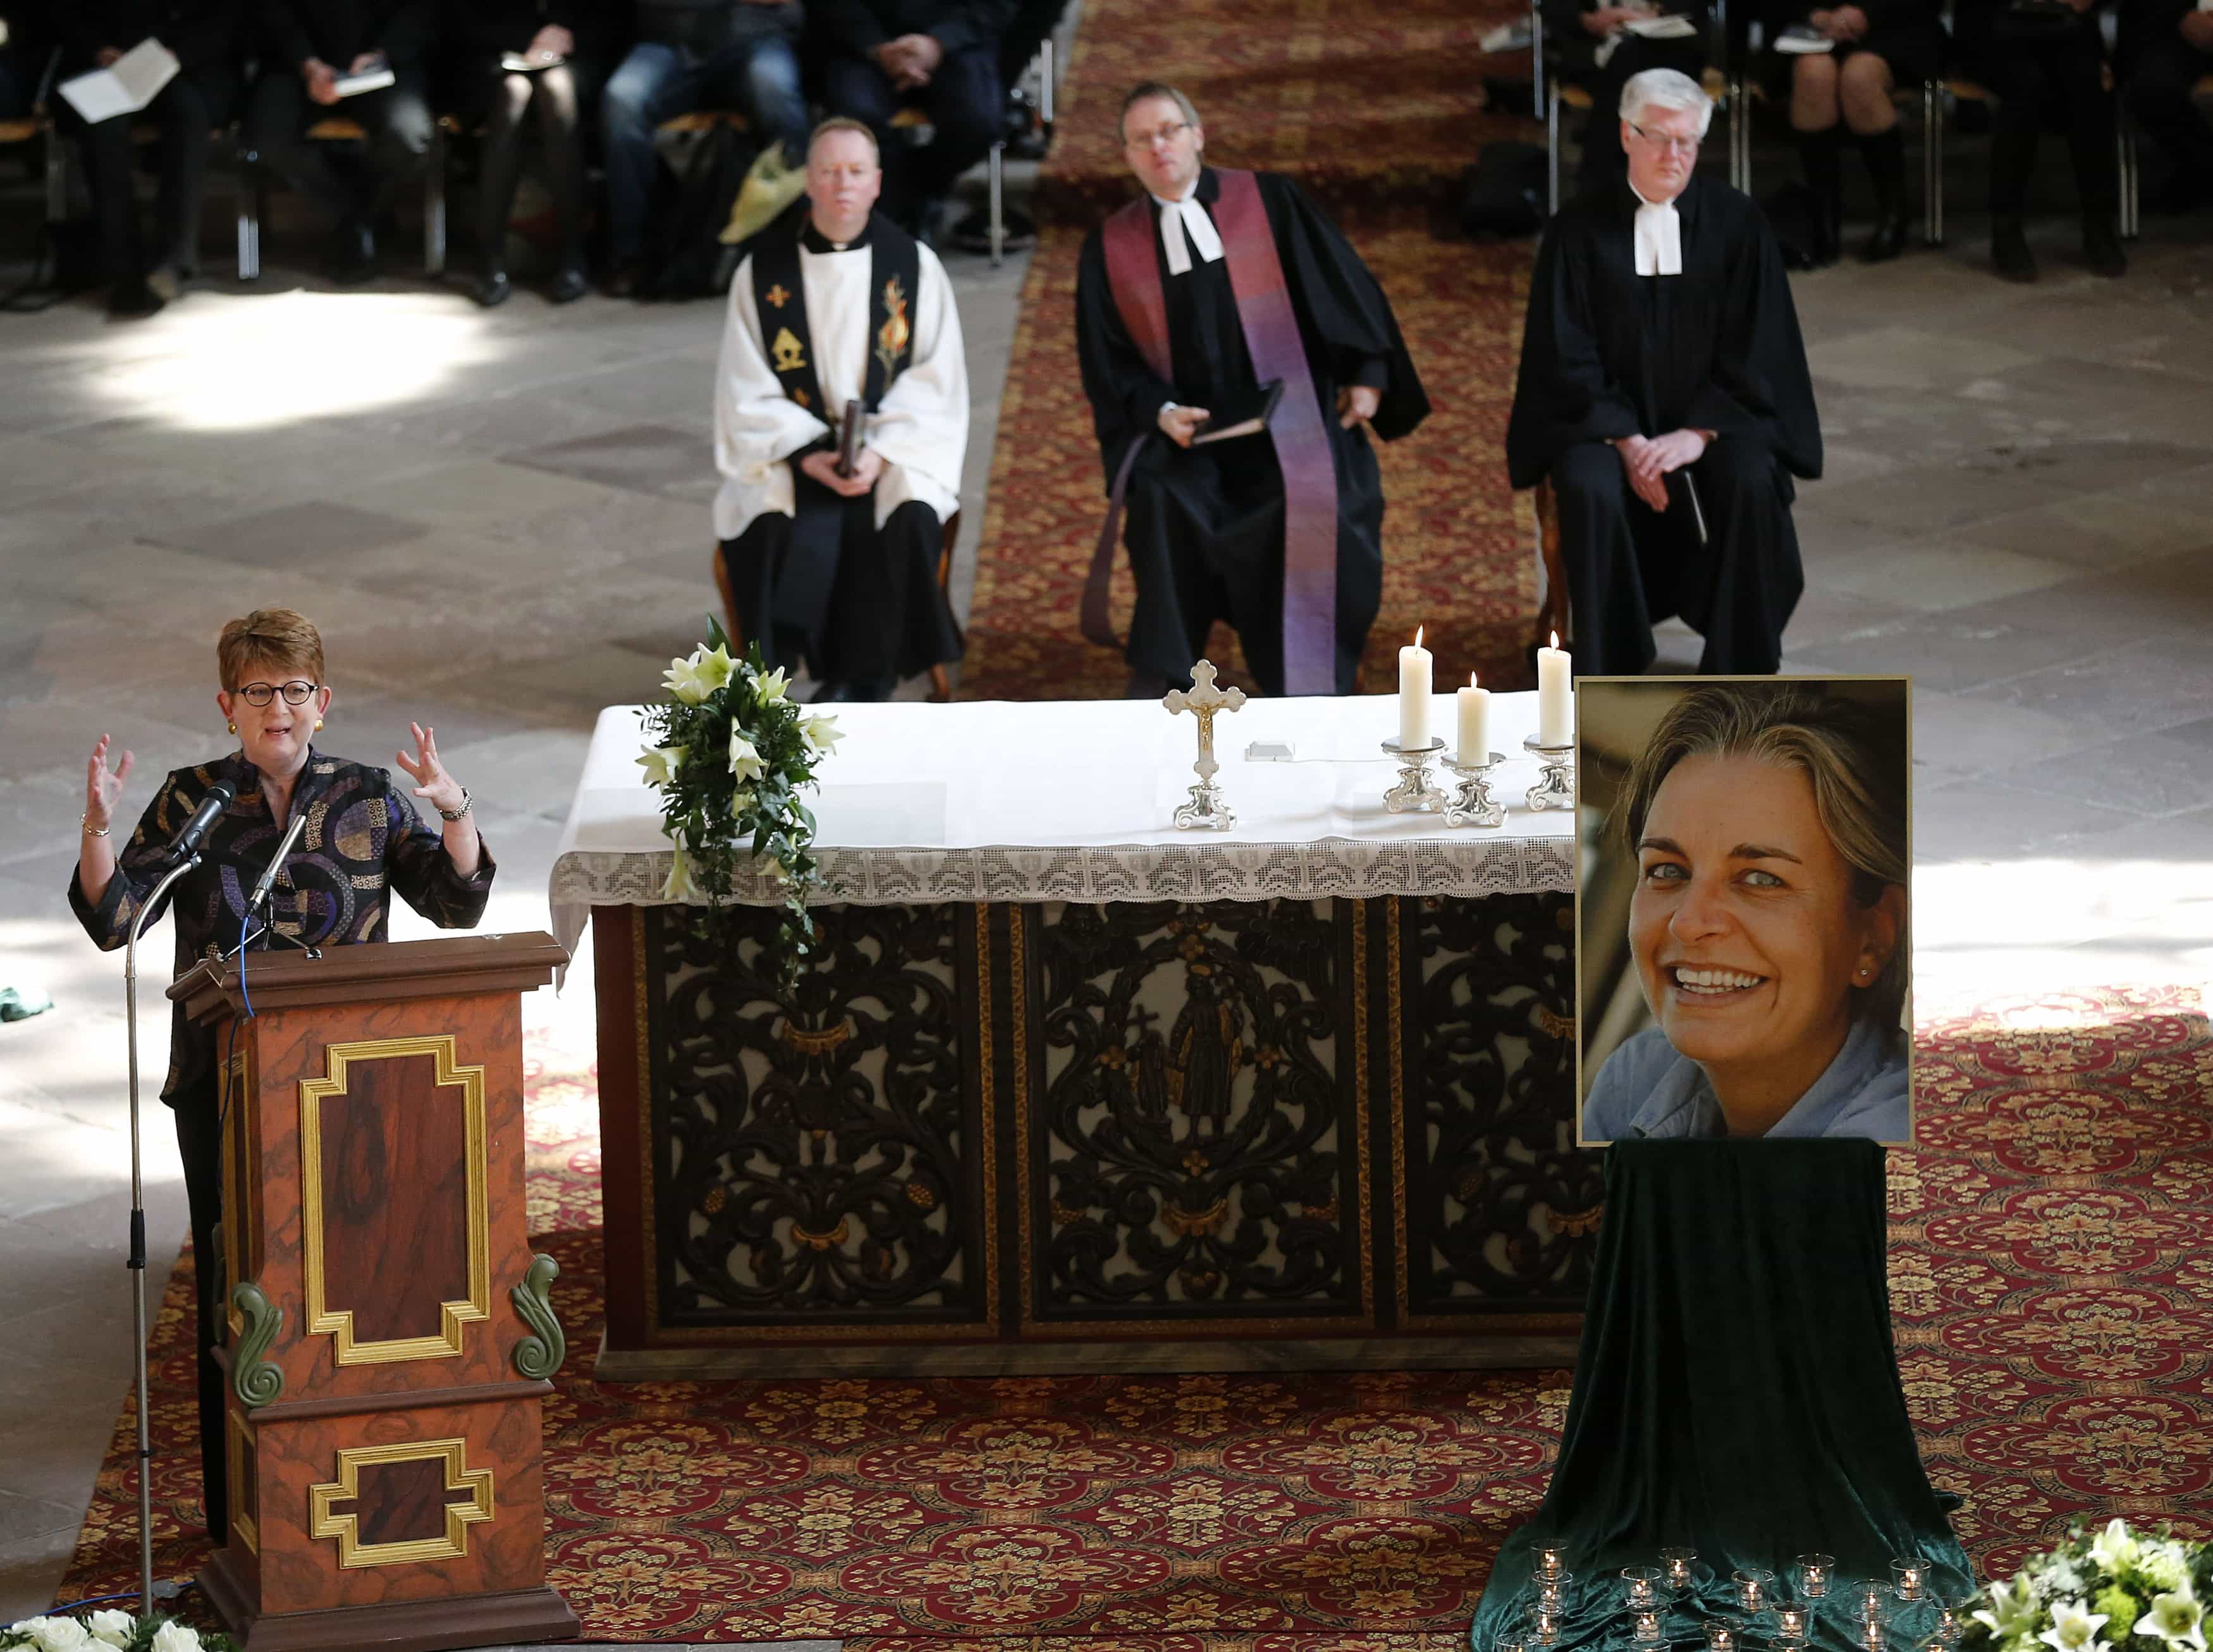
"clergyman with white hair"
1505,68,1821,678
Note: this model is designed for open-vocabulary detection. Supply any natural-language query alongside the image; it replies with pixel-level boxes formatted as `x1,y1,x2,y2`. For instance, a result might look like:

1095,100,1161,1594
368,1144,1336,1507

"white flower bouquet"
639,620,841,982
2,1610,235,1652
1965,1522,2210,1652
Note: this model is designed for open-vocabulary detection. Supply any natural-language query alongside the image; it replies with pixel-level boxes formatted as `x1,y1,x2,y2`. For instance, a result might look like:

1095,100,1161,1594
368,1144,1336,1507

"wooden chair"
1530,478,1572,655
712,510,963,703
236,114,448,279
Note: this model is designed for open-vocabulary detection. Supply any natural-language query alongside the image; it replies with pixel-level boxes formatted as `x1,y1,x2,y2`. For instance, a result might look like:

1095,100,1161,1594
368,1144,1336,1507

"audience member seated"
713,119,969,703
451,0,615,306
819,0,1012,235
247,0,438,282
2121,0,2213,212
1772,0,1943,264
0,10,30,119
1507,69,1820,679
599,0,810,295
1953,0,2124,281
1544,0,1711,188
56,0,244,315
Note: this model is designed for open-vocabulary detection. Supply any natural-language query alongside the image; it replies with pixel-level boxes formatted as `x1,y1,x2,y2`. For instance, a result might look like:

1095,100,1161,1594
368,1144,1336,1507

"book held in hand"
334,56,396,96
1191,379,1284,446
836,399,866,477
58,37,180,125
500,51,565,71
1774,25,1836,51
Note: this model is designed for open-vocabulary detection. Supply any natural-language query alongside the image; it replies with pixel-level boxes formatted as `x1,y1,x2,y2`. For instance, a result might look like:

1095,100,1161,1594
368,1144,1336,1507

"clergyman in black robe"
1077,83,1428,697
1507,69,1820,677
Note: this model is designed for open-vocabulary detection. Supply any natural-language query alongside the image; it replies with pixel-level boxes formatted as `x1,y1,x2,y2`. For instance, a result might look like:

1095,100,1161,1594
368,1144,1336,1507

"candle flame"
1469,672,1479,688
1413,625,1424,649
1549,630,1560,650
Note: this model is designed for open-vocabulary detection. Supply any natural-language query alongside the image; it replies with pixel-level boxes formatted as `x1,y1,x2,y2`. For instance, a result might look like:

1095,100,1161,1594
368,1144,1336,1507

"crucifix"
1165,658,1246,830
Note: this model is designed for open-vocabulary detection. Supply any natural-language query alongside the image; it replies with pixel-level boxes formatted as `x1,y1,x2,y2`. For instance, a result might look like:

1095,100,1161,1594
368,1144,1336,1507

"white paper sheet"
58,37,180,125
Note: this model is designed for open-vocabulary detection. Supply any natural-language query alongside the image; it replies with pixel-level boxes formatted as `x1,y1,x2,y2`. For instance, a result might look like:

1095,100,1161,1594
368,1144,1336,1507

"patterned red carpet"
54,986,2213,1643
956,0,1543,701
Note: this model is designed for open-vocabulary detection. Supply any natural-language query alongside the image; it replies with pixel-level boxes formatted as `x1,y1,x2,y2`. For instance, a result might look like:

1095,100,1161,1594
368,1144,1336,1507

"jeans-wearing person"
599,0,809,283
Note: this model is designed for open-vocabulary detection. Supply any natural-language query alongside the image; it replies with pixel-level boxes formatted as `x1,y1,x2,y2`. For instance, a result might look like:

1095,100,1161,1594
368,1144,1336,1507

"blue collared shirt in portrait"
1582,1017,1910,1142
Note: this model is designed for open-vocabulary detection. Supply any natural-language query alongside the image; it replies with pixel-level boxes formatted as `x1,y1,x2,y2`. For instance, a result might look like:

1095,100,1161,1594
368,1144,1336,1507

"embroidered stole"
749,212,922,646
1081,168,1341,696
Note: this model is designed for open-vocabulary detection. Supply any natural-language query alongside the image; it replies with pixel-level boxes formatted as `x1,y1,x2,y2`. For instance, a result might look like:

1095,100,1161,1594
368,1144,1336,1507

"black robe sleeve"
1686,199,1821,480
1258,173,1430,442
1075,223,1180,491
1505,208,1646,489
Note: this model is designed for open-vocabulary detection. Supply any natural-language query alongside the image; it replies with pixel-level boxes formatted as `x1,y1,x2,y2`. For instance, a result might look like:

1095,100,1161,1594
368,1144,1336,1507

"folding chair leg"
988,140,1004,267
1547,87,1562,215
1925,82,1944,246
43,124,66,222
1039,37,1053,128
424,126,446,274
1729,80,1748,196
2118,104,2140,240
237,184,261,280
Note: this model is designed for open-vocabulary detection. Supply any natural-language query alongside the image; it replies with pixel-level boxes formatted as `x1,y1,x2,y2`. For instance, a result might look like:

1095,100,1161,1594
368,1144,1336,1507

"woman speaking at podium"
66,606,497,1541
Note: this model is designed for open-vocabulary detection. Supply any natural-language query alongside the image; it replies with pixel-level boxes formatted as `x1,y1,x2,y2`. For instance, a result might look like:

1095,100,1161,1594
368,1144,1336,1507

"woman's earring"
227,720,237,735
314,718,324,731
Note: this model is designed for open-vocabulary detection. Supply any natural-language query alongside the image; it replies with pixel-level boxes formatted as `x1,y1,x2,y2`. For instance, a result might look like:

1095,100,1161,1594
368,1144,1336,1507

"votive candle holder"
1624,1567,1663,1610
1796,1555,1835,1600
1661,1549,1698,1592
1734,1569,1776,1614
1705,1624,1736,1652
1634,1610,1665,1645
1536,1546,1569,1582
1892,1560,1927,1602
1775,1606,1810,1645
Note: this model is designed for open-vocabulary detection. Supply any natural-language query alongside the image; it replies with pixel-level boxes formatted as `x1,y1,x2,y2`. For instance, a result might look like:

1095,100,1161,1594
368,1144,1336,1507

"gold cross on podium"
1165,658,1246,831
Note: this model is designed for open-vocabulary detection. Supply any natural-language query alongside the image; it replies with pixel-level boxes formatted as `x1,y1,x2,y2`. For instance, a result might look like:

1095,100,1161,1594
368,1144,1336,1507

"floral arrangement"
1965,1521,2209,1652
639,621,842,981
3,1611,234,1652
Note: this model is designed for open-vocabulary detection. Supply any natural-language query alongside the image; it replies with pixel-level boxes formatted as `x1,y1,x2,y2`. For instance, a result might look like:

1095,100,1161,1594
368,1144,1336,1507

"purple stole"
1081,168,1340,696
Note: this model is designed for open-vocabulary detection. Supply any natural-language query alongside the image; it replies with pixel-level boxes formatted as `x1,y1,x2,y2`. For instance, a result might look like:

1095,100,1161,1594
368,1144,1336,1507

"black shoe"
475,268,512,308
106,277,164,317
328,219,377,285
1992,219,2037,283
1860,209,1909,264
1810,212,1841,269
2083,223,2127,279
548,263,590,303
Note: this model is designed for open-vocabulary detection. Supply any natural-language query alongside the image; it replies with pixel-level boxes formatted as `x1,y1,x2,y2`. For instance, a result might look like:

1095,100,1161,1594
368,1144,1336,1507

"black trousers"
244,63,434,228
2128,32,2213,180
1548,436,1802,676
470,59,601,270
66,66,238,282
823,44,1002,219
721,497,962,684
173,1079,228,1540
1960,22,2116,217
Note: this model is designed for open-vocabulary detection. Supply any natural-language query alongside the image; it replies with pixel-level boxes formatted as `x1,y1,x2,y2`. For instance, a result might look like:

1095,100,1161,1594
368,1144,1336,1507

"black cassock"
1507,177,1820,676
1076,168,1427,696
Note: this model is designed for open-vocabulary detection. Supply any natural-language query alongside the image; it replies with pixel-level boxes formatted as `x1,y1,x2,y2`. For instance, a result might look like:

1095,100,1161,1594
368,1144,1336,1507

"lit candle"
1706,1627,1734,1652
1536,631,1572,747
1457,673,1490,766
1893,1562,1925,1601
1661,1548,1696,1591
1777,1608,1809,1641
1535,1546,1567,1581
1399,627,1433,748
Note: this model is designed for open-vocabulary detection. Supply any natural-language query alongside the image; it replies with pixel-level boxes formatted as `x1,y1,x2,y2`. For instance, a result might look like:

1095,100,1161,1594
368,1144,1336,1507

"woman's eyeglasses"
235,680,319,707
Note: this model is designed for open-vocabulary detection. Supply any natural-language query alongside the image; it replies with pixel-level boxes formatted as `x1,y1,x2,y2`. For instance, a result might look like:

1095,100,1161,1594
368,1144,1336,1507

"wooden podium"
168,933,579,1652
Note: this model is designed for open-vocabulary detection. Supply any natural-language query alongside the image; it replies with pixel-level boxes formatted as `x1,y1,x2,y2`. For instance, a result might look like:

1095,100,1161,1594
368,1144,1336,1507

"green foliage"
638,618,837,988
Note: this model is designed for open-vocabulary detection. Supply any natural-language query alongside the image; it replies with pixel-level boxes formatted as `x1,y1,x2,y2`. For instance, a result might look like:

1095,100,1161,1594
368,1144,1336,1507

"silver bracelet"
438,786,472,823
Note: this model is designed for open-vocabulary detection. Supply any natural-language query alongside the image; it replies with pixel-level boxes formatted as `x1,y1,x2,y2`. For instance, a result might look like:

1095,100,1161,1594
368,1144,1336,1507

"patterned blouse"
68,747,496,1104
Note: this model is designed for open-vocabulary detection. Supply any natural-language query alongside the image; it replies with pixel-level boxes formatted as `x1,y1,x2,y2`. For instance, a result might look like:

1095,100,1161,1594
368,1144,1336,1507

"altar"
549,694,1596,1380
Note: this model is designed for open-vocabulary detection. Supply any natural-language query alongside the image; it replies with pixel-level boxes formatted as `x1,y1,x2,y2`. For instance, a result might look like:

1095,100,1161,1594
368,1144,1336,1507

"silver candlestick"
1443,750,1507,828
1382,737,1449,813
1166,659,1247,830
1523,734,1576,812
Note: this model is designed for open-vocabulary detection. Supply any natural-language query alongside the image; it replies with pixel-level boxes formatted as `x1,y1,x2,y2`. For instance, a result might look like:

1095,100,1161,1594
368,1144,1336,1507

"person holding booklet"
1075,82,1426,699
1544,0,1711,187
450,0,618,305
712,119,969,703
54,0,244,314
1507,69,1820,678
245,0,437,281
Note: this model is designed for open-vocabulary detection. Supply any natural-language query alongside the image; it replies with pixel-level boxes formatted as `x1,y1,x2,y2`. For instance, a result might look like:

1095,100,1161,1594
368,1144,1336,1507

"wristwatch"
438,786,472,822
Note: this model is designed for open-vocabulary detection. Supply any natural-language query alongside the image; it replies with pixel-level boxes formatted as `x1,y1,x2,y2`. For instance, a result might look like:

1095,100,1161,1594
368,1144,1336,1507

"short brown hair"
806,116,880,162
1120,82,1201,138
1615,683,1909,1037
218,609,325,693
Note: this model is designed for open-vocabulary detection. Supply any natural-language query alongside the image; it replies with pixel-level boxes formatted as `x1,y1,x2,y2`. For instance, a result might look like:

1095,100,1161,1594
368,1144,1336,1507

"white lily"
729,729,765,783
664,643,736,705
662,843,694,901
636,744,686,786
755,666,792,704
800,713,843,754
2089,1519,2138,1576
1978,1576,2042,1643
2140,1589,2207,1652
2039,1600,2109,1652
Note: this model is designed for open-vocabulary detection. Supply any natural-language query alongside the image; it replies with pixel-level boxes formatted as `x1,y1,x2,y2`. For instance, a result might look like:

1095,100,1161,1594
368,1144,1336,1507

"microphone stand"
123,854,202,1620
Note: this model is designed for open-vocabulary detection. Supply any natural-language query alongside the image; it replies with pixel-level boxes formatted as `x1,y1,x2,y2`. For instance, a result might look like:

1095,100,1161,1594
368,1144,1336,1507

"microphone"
247,807,310,918
154,781,235,869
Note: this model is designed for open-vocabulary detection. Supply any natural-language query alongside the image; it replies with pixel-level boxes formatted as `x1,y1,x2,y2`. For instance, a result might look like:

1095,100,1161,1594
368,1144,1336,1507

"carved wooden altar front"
590,893,1599,1378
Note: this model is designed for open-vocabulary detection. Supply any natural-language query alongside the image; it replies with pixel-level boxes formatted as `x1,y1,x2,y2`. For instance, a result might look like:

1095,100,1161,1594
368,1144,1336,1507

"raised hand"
85,735,135,833
393,722,465,816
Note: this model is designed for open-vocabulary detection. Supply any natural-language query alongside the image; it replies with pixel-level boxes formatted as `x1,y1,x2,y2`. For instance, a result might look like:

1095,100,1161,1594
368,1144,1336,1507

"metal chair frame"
236,113,447,280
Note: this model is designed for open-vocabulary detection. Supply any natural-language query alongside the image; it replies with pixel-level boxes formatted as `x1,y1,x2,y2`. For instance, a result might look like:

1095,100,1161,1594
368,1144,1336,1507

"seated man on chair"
1545,0,1711,187
1507,68,1820,677
713,118,969,704
248,0,436,281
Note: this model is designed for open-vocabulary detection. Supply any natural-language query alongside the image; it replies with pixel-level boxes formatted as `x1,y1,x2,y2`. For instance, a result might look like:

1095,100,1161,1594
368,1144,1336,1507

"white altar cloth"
548,695,1577,955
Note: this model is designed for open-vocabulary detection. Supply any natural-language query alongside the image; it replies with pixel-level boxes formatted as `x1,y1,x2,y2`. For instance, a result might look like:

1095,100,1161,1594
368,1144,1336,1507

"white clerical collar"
1628,181,1684,278
1150,180,1223,276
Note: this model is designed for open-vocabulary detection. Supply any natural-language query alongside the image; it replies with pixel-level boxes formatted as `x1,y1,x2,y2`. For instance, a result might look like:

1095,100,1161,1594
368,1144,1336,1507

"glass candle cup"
1705,1624,1736,1652
1775,1606,1810,1644
1931,1606,1963,1647
1535,1546,1569,1581
1796,1555,1835,1600
1536,1572,1574,1610
1634,1610,1665,1645
1734,1569,1776,1614
1527,1603,1562,1646
1661,1548,1698,1592
1856,1582,1889,1622
1624,1567,1663,1610
1892,1560,1926,1601
1497,1632,1531,1652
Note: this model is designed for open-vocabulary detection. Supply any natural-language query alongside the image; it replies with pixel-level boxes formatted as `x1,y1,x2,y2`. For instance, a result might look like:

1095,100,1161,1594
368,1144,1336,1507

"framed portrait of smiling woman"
1574,675,1913,1146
